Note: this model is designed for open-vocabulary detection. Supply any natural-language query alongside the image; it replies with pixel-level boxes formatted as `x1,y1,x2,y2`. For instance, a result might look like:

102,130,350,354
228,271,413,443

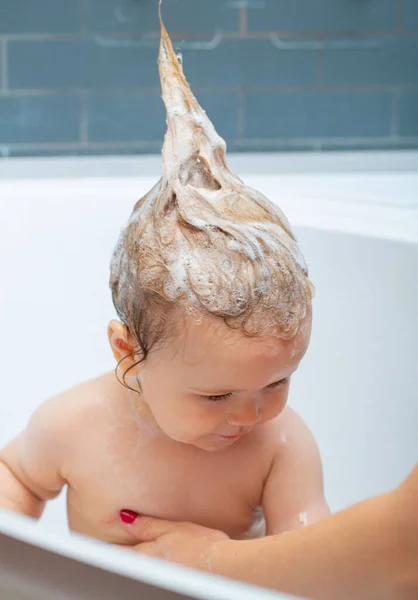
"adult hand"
119,467,418,600
119,512,230,570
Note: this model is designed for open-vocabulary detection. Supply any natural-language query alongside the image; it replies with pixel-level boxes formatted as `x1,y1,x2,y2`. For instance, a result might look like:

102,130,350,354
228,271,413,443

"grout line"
390,89,401,137
234,84,418,93
2,141,163,151
3,136,418,152
2,139,418,159
80,92,89,144
1,84,417,97
81,0,88,34
5,33,88,42
0,87,162,96
237,88,245,138
4,29,418,43
223,28,417,40
1,38,8,91
2,139,418,158
316,40,324,88
396,0,404,33
0,88,84,96
239,4,248,36
228,137,418,148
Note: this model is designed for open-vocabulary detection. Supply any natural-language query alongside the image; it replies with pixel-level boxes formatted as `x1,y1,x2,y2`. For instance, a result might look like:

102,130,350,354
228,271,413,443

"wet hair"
110,2,314,383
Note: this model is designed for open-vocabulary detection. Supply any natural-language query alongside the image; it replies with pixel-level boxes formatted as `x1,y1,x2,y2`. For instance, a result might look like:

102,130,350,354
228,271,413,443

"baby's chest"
67,442,266,543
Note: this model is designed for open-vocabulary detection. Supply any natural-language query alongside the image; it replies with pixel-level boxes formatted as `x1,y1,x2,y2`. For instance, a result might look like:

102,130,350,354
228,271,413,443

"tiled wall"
0,0,417,157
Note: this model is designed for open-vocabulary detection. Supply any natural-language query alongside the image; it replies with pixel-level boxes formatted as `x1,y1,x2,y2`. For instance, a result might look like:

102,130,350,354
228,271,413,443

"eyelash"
203,378,288,402
204,392,233,402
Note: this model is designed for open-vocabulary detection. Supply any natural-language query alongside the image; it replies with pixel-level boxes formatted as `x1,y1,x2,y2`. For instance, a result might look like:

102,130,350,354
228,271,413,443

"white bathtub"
0,151,417,599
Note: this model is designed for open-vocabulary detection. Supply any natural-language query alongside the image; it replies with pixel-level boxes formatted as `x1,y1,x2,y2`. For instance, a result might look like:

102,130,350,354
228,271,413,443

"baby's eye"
266,378,289,389
203,392,233,402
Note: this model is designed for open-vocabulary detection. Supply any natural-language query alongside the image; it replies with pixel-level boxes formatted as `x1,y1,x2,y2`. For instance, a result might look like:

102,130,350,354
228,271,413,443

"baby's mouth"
217,428,248,440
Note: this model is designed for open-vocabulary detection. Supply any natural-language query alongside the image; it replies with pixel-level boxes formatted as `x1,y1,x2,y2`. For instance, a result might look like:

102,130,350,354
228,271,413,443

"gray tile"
7,147,162,157
398,92,418,136
195,91,240,139
0,95,81,143
0,0,82,34
318,139,418,150
248,0,396,32
88,90,239,142
245,91,392,138
88,92,166,142
87,0,238,34
323,37,418,86
403,0,418,30
9,38,318,90
181,39,318,87
7,138,418,157
9,40,160,89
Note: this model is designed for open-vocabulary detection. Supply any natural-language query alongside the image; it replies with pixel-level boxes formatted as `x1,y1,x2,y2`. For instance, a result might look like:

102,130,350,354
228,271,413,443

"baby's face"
130,309,312,451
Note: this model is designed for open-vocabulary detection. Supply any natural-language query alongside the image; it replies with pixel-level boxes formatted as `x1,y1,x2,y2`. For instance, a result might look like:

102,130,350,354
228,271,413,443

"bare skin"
0,309,330,545
120,466,418,600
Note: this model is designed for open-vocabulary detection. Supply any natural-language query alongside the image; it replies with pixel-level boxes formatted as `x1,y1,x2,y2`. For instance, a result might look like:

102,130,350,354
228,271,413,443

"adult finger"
130,541,165,557
119,510,183,542
117,540,165,557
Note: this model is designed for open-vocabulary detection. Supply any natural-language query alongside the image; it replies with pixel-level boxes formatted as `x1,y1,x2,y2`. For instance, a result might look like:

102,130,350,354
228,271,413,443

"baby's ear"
108,320,135,363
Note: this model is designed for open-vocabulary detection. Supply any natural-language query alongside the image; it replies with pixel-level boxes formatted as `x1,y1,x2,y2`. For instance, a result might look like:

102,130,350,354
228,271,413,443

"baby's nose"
228,398,261,427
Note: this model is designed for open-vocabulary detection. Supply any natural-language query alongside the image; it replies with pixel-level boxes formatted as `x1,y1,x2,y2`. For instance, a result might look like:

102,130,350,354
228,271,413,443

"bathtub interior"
0,156,417,598
0,510,287,600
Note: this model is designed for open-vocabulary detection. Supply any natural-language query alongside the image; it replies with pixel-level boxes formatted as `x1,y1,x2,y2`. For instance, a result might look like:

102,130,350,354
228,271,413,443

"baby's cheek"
263,394,287,421
187,409,225,436
166,406,222,440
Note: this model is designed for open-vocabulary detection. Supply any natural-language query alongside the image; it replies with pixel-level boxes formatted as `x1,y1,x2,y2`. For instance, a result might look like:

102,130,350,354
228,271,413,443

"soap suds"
298,511,309,526
238,505,266,540
110,0,313,347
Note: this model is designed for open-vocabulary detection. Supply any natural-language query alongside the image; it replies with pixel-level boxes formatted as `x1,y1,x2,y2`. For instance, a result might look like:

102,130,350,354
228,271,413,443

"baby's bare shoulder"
262,406,316,453
32,372,117,435
0,373,119,490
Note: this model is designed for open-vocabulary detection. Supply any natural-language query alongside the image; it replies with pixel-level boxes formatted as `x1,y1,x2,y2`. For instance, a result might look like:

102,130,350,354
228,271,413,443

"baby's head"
108,4,313,451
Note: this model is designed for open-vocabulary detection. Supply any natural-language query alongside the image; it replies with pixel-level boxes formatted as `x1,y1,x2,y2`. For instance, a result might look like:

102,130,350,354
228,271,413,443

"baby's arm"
0,398,67,518
262,408,331,535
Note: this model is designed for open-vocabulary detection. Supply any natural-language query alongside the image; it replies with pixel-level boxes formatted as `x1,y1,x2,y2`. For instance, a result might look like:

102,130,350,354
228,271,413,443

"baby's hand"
119,510,229,570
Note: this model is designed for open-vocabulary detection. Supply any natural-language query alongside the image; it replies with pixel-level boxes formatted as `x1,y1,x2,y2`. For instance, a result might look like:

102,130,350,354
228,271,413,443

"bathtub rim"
0,150,417,180
1,161,417,245
0,509,292,600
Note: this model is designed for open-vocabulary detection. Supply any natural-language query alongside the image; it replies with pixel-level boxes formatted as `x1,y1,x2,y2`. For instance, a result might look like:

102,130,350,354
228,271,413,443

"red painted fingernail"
120,509,138,524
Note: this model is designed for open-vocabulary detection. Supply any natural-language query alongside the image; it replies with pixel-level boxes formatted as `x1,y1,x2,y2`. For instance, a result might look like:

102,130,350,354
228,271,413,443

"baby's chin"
171,432,243,452
189,439,236,452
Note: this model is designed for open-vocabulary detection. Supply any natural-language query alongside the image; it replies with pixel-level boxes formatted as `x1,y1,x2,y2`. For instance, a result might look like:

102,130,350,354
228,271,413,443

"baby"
0,4,330,546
